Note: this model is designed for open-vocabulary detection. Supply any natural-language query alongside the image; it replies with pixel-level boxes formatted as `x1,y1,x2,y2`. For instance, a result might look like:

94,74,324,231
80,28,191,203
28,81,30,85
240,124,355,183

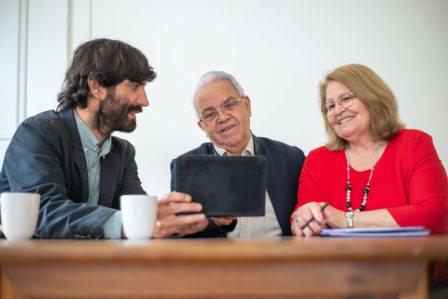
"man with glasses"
170,71,305,237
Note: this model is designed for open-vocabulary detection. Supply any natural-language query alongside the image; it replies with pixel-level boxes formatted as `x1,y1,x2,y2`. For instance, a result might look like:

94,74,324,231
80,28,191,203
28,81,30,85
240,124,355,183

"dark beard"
97,88,142,136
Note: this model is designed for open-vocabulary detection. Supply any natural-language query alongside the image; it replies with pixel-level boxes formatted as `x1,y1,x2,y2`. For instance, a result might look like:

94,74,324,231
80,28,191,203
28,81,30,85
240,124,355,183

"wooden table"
0,236,447,299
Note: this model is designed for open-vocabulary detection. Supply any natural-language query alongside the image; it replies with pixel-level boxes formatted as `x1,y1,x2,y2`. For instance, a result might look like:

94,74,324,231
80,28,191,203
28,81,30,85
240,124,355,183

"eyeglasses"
324,93,356,116
199,96,245,123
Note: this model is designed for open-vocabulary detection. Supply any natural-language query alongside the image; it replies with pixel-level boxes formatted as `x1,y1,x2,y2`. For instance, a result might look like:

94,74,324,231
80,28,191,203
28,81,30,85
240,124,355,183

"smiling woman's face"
325,81,372,144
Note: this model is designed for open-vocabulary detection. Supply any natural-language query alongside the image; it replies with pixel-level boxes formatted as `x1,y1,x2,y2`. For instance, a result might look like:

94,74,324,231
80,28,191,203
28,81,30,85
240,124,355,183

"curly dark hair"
57,38,156,111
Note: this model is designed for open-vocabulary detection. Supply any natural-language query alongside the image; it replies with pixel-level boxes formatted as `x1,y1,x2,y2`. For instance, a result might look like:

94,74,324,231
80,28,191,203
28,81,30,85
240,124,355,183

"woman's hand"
291,202,332,237
325,205,348,229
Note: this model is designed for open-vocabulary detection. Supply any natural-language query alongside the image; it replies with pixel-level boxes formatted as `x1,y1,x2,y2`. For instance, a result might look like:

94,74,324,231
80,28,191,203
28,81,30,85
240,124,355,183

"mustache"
127,105,143,114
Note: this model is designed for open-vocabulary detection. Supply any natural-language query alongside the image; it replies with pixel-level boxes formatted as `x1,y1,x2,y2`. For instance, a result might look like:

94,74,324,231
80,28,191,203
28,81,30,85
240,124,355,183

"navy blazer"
0,109,145,239
170,134,305,236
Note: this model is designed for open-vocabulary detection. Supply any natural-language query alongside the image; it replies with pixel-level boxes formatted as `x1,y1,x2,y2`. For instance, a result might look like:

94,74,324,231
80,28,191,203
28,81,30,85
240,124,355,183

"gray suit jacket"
0,109,145,239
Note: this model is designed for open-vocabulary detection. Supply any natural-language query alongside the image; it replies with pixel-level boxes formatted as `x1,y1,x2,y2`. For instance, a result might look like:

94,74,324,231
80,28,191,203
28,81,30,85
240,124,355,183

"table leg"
399,263,428,299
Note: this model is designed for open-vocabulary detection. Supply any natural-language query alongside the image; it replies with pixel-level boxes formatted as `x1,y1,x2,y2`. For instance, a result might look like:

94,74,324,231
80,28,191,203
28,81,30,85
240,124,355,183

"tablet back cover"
175,155,267,216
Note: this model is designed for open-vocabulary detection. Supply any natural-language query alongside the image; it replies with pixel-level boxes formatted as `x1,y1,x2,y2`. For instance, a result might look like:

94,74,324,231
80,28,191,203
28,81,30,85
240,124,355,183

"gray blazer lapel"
60,109,89,202
98,148,119,207
72,144,89,202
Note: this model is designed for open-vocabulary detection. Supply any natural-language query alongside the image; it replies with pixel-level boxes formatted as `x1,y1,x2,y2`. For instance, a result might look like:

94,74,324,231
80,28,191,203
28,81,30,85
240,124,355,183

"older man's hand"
153,192,208,238
212,216,236,227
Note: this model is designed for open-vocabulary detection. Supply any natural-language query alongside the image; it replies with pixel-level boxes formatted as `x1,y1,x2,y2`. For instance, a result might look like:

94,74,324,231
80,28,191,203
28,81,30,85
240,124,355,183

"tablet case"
175,155,267,216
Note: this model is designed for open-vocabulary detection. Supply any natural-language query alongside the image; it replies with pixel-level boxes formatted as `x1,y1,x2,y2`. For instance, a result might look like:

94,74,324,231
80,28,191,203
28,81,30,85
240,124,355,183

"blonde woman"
291,64,447,237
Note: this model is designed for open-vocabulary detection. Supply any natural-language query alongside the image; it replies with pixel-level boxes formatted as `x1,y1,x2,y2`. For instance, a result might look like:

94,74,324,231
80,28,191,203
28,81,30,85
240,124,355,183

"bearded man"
0,39,208,239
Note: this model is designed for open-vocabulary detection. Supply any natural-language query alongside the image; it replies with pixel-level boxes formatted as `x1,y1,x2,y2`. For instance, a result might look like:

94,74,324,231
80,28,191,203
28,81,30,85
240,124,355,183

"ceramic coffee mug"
0,192,40,240
120,194,157,240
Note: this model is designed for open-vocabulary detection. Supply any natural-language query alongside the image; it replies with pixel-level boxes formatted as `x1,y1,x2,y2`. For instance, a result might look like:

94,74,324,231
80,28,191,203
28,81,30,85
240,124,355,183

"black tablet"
174,155,267,217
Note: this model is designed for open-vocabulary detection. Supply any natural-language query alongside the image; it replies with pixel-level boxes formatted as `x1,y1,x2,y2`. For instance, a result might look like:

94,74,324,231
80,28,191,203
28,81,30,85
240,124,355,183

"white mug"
120,195,157,240
0,192,40,240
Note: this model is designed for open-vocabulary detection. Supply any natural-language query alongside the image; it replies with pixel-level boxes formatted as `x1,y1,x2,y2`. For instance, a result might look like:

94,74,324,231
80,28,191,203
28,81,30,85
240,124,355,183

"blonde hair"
319,64,405,150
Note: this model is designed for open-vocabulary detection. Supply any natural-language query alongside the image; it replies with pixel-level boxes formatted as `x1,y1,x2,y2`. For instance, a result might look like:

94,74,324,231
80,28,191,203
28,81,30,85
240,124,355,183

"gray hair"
193,71,246,115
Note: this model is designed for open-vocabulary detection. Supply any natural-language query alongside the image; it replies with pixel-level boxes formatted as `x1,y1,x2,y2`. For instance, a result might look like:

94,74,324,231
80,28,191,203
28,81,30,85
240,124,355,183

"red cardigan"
294,129,448,234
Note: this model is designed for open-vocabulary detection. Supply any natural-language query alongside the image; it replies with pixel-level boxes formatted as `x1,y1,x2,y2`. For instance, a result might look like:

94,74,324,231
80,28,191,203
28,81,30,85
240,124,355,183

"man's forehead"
196,81,239,109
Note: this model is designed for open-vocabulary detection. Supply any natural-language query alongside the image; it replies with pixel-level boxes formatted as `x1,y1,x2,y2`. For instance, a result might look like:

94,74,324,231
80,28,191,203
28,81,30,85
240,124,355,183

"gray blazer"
0,109,145,239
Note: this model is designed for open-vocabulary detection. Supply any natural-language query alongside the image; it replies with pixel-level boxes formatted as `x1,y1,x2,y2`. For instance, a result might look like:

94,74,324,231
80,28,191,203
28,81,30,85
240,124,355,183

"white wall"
1,0,447,196
0,0,20,163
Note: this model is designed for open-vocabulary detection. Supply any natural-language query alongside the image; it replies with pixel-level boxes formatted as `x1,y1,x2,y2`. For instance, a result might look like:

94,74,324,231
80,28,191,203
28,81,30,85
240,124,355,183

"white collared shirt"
213,136,282,238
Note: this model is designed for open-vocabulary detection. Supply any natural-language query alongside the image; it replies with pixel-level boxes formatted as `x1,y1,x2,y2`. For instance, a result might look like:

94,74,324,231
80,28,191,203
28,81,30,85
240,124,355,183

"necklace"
345,141,383,212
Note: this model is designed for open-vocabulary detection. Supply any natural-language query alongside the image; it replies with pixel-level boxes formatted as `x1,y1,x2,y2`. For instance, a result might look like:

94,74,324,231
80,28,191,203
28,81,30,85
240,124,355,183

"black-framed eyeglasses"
199,96,245,123
324,93,356,116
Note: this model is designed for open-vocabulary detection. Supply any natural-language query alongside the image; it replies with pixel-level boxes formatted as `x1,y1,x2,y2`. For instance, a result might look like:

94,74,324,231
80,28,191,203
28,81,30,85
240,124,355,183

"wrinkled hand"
324,205,347,229
212,216,236,227
291,202,331,237
153,192,208,238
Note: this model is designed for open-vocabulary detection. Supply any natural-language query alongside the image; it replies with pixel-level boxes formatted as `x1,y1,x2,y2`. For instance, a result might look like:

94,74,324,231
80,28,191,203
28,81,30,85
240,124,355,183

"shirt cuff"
103,211,123,239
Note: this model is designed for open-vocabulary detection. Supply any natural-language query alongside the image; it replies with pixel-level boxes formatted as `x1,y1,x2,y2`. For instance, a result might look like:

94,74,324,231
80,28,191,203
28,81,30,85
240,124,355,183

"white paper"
321,226,430,237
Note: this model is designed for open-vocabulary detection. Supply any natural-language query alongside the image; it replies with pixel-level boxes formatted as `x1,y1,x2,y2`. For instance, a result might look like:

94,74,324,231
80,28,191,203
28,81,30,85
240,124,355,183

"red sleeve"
291,151,327,223
387,132,448,234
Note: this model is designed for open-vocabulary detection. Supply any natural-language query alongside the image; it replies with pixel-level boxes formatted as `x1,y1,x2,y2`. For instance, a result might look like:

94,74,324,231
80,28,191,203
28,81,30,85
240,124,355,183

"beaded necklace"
345,141,383,212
